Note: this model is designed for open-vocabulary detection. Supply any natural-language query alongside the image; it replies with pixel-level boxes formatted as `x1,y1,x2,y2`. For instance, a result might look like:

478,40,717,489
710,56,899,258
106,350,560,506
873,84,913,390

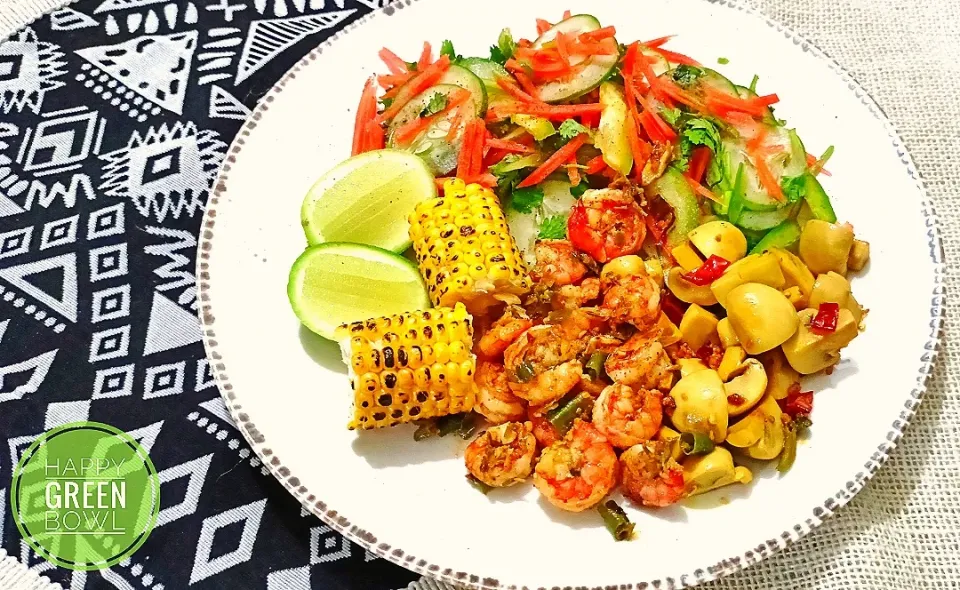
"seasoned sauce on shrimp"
503,324,584,407
605,332,675,391
531,240,588,286
474,361,526,424
567,188,646,263
592,383,663,448
465,422,537,488
534,420,619,512
620,441,686,508
477,305,533,358
603,273,662,330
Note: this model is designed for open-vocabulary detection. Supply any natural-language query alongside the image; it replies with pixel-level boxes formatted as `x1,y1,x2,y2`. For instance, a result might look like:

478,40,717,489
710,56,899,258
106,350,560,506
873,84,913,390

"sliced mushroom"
710,252,786,308
665,266,719,306
781,307,859,374
683,447,753,496
724,358,768,417
742,394,785,460
677,358,709,378
724,283,799,355
760,349,800,400
669,368,728,442
688,221,748,263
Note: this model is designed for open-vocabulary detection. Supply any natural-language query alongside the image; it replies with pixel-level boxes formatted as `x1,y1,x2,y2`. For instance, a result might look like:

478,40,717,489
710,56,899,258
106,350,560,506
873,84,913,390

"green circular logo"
10,421,160,571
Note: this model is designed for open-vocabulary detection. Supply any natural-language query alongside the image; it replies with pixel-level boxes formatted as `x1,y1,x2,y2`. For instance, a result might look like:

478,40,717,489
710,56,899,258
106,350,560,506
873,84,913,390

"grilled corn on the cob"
409,179,532,315
336,303,477,430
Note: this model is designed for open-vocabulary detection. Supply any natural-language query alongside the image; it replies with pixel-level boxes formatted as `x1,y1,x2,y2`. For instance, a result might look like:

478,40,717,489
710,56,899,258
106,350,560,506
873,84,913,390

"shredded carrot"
641,35,674,48
704,87,778,118
377,72,413,89
806,152,832,176
686,146,711,183
378,48,409,75
536,18,552,35
584,155,607,175
457,118,477,176
518,134,588,188
465,173,497,188
579,26,617,42
625,114,651,179
555,32,571,63
653,47,700,66
493,102,603,120
393,117,433,145
471,120,486,177
562,9,572,19
446,109,464,141
566,163,581,186
750,148,786,202
352,77,378,156
686,176,723,203
512,70,542,100
486,137,534,153
635,91,677,140
495,76,540,103
364,119,384,152
567,39,619,56
378,55,451,123
417,42,433,71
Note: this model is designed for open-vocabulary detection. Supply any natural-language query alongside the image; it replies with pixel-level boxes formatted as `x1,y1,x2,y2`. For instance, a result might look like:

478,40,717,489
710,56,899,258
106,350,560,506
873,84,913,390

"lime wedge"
288,242,430,339
301,149,437,252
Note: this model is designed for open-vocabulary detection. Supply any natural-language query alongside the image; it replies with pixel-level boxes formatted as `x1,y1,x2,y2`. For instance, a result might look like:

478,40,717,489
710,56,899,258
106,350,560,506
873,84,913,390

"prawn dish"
299,11,872,540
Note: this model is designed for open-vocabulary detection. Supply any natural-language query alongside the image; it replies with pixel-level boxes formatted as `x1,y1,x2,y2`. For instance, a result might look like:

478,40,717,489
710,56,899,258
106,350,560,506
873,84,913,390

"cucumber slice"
802,173,838,223
721,139,780,212
506,180,577,263
459,57,514,113
645,168,700,247
720,127,805,212
699,68,738,95
300,149,436,251
749,219,801,254
288,242,431,340
387,84,477,175
533,15,618,103
737,207,794,232
735,85,777,126
438,64,488,116
640,48,669,77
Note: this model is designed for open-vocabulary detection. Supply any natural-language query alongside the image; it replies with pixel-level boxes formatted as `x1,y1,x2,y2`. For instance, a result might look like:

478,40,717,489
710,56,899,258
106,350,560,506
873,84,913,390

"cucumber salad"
289,11,871,539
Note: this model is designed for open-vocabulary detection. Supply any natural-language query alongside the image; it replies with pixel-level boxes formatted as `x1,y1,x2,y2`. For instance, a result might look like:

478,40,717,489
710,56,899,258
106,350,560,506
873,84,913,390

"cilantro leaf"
717,57,730,65
538,215,568,239
660,107,683,126
491,153,540,199
681,118,721,153
706,156,724,187
781,174,807,203
558,119,590,141
440,40,461,61
749,74,760,93
420,92,448,117
509,186,545,213
671,65,703,88
490,28,516,64
570,181,589,198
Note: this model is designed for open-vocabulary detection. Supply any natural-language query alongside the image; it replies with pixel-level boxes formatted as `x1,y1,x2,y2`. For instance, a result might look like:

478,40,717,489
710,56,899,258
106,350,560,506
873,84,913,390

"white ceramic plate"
196,1,944,587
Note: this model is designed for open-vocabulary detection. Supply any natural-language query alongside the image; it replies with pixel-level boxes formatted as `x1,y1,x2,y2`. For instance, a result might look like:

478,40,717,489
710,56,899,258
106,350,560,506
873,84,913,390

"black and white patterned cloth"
0,0,419,587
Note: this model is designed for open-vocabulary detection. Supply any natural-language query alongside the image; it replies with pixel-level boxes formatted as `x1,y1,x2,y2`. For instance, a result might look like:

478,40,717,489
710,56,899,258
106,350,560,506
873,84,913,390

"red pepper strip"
352,77,379,156
378,47,409,75
378,55,451,123
495,76,540,103
486,137,534,153
417,41,433,71
651,47,700,66
810,302,840,334
518,134,588,188
492,102,603,120
682,255,731,286
536,18,552,34
641,35,675,48
779,390,814,418
686,146,711,183
661,291,688,326
579,26,617,42
584,155,607,175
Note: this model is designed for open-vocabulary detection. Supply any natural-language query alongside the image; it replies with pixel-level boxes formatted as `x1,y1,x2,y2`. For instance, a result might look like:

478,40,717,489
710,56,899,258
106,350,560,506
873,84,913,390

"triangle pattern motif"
94,0,170,14
209,85,251,120
76,31,199,115
144,291,202,355
235,10,355,84
0,253,78,322
49,8,100,31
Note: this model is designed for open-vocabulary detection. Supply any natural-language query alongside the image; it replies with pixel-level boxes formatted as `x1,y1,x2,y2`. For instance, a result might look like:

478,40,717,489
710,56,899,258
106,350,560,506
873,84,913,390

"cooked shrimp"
592,384,663,448
567,188,646,263
534,420,619,512
474,361,526,424
602,273,662,330
503,324,584,407
477,305,533,358
531,239,588,286
465,422,537,488
554,277,601,310
605,332,675,391
619,441,686,508
529,413,559,447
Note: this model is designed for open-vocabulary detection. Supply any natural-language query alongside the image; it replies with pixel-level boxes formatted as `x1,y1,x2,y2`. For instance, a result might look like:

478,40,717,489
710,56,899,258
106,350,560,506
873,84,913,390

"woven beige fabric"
2,0,958,588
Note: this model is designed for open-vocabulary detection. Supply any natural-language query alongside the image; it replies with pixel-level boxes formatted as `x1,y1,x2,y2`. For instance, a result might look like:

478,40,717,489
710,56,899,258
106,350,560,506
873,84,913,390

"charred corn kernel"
717,318,740,348
672,242,704,273
679,304,719,350
336,303,477,430
718,346,746,381
409,181,531,315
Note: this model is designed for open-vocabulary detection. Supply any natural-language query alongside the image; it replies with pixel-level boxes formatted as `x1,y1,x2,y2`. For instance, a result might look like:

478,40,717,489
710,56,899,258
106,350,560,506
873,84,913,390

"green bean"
458,412,483,440
436,414,465,437
514,361,535,382
792,416,813,432
679,432,715,456
546,392,594,437
466,475,493,495
413,420,439,441
777,426,798,473
584,352,608,380
597,500,635,541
